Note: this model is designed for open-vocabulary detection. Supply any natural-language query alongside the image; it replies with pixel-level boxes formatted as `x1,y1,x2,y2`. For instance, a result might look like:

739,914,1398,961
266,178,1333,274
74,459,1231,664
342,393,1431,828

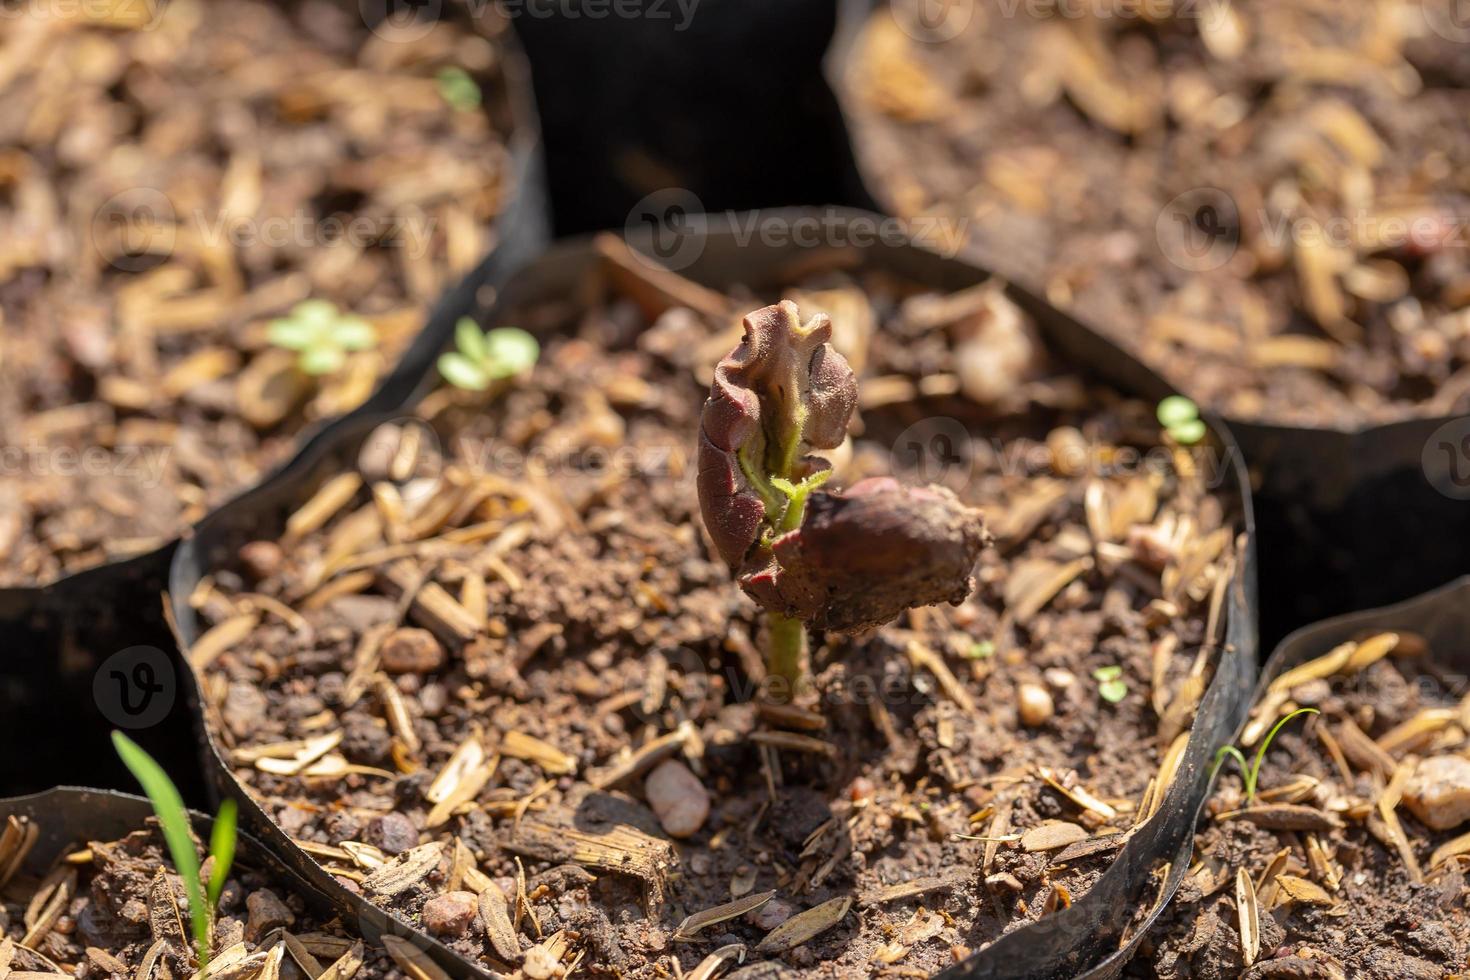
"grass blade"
207,799,238,910
112,732,211,969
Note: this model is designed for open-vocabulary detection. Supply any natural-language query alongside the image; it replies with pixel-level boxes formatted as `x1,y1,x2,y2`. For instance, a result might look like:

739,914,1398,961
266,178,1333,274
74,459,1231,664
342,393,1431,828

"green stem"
767,613,807,699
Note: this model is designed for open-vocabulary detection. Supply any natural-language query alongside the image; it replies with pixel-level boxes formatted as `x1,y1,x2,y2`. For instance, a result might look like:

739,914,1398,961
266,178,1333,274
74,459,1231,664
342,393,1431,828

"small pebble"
745,897,793,932
238,540,283,580
1404,755,1470,830
644,759,710,838
245,889,294,940
1017,683,1054,727
380,628,446,674
522,945,561,979
422,891,478,937
363,812,419,854
849,776,876,802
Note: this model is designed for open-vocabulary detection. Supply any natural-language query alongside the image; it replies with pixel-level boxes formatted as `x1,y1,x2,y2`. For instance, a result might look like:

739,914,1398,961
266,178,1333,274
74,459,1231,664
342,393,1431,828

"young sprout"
698,301,991,691
268,300,377,376
438,318,540,391
113,732,238,971
1157,395,1206,445
436,66,482,111
1093,665,1128,703
1209,707,1320,804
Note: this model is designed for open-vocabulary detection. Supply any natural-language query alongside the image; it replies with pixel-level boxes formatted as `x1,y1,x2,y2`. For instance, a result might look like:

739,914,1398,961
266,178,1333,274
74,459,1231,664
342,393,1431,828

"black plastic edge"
167,209,1259,980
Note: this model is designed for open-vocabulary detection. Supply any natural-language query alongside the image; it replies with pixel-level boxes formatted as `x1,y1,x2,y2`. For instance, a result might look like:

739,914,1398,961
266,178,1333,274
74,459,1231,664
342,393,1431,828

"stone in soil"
363,812,419,854
422,891,479,937
644,759,710,838
380,628,446,674
1404,755,1470,830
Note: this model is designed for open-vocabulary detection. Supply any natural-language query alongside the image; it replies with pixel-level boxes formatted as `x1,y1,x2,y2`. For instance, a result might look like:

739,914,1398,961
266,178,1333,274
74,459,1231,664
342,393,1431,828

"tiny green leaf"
113,732,212,970
482,327,540,379
1168,418,1207,446
1156,396,1199,429
965,641,995,660
1092,665,1122,682
1098,678,1128,703
267,318,320,351
298,344,347,376
436,66,482,111
207,798,238,912
332,316,377,352
438,351,490,391
455,317,489,362
292,299,340,326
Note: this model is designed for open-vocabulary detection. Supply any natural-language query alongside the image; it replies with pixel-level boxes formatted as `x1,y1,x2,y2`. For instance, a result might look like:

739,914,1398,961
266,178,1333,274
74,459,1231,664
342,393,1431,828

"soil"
0,816,393,980
1129,631,1470,978
188,239,1240,977
844,0,1470,428
0,0,516,586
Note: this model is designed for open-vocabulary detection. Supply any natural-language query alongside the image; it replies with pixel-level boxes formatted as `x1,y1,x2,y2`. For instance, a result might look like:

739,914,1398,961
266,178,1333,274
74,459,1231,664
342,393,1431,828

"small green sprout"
1093,665,1128,703
268,300,377,375
1157,395,1206,445
1209,707,1320,805
113,732,238,971
437,318,540,391
965,640,995,661
436,66,482,111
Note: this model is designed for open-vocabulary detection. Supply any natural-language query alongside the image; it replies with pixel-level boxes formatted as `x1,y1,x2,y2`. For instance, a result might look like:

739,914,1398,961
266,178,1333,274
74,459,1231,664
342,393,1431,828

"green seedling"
965,640,996,661
438,318,540,391
1157,395,1206,445
113,732,238,971
1209,707,1320,805
1093,665,1128,703
437,66,482,111
268,300,377,375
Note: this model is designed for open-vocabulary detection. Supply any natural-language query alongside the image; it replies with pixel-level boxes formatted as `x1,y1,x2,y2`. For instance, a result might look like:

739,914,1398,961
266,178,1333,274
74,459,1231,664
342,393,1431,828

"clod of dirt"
644,759,711,838
245,888,295,940
381,628,448,675
1404,755,1470,831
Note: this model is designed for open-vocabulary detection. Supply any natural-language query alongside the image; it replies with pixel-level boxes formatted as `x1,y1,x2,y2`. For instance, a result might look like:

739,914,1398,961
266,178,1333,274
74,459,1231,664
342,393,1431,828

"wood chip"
685,944,745,980
1219,804,1342,832
860,872,969,906
478,881,521,963
500,732,576,775
375,561,482,647
361,842,443,896
315,942,365,980
189,612,261,670
1235,867,1259,968
747,731,837,757
674,891,776,939
1020,822,1089,852
380,936,450,980
507,822,674,904
586,722,692,790
1379,761,1423,884
1274,874,1334,907
754,896,852,954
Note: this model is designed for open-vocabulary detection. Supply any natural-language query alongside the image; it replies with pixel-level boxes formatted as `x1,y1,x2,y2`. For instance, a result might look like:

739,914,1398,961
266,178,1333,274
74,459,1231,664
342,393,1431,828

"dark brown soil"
0,816,392,979
1129,632,1470,978
0,0,515,585
189,241,1239,977
845,0,1470,428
